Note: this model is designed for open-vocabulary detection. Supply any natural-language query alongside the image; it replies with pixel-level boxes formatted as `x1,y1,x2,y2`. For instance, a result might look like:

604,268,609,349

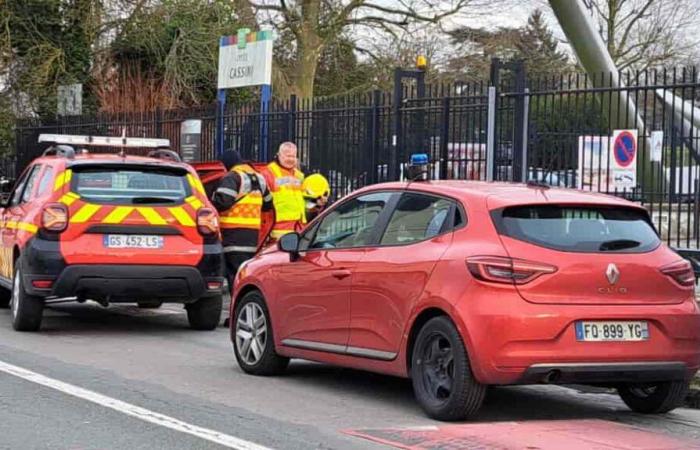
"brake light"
197,208,219,236
42,203,68,232
31,280,53,289
660,260,695,287
466,256,557,285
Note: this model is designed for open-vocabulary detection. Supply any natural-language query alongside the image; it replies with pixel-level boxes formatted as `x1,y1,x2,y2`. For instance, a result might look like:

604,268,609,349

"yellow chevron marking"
53,169,73,192
187,174,206,196
169,207,196,227
185,196,204,210
70,204,101,223
103,206,134,224
59,192,80,206
137,207,167,225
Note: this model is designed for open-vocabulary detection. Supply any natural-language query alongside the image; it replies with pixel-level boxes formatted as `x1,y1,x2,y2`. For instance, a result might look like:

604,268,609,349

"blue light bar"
410,153,429,165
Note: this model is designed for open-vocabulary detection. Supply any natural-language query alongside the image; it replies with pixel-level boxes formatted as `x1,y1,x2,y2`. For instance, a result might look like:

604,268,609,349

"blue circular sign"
614,131,636,168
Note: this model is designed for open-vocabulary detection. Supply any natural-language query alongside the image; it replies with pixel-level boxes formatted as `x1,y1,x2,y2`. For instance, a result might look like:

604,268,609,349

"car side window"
36,166,54,197
20,165,42,204
8,166,34,207
380,193,456,245
309,192,392,250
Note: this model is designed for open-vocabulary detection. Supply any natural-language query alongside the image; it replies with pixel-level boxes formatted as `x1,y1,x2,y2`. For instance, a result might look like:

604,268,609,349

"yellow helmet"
302,173,330,199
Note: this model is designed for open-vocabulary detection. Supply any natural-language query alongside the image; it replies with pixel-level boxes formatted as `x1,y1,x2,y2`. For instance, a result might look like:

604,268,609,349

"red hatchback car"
230,180,700,420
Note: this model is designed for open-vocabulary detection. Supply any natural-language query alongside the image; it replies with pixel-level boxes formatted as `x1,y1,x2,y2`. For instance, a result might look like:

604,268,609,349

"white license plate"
103,234,163,249
575,321,649,342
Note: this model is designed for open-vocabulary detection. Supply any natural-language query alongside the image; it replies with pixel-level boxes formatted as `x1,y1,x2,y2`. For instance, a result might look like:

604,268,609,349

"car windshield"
495,205,660,253
71,167,191,204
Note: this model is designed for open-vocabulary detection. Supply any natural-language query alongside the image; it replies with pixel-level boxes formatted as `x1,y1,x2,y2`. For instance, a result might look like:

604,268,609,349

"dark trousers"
224,251,256,284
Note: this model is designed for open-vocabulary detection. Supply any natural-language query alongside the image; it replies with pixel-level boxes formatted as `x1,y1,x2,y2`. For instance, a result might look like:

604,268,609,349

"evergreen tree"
517,10,570,78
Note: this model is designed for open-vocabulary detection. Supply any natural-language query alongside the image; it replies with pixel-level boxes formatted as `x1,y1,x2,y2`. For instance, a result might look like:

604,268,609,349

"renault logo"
606,263,620,285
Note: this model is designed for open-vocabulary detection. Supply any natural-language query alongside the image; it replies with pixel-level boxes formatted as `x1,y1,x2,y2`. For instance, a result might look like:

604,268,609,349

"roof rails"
42,144,76,159
38,133,170,149
147,149,182,162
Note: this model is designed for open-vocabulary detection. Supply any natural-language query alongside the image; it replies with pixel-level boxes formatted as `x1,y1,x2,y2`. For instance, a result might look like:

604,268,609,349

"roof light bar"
38,134,170,149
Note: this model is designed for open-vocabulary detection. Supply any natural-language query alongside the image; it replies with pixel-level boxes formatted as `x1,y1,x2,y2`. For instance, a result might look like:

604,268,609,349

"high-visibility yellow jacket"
219,163,264,231
264,161,306,239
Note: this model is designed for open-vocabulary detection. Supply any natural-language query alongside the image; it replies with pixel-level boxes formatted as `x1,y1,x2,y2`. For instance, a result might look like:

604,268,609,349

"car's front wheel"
411,316,486,421
233,291,289,375
186,295,222,330
618,380,689,414
11,264,44,332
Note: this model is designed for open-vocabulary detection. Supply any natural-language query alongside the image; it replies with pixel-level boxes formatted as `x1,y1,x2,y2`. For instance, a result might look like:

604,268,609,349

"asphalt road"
0,302,699,450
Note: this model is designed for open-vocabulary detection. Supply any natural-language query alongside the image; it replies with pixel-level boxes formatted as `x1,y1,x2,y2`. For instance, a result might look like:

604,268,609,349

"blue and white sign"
611,129,637,190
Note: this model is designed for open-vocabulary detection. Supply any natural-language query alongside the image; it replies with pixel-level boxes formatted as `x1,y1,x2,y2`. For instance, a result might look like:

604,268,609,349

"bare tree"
233,0,496,98
587,0,700,70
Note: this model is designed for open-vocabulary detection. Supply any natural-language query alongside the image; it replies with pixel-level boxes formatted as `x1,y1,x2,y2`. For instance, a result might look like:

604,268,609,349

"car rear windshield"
71,166,191,204
494,205,660,253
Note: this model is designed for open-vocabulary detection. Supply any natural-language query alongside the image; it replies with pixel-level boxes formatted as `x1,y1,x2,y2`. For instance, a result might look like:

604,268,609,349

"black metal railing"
11,66,700,247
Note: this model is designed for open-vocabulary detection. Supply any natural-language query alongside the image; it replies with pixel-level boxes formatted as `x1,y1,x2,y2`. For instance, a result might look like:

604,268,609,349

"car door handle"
332,270,352,280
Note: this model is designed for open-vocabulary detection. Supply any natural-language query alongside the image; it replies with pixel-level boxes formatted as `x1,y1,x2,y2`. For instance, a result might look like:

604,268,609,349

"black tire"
618,380,689,414
137,301,163,309
0,286,10,308
186,295,222,330
410,316,486,421
232,291,289,376
11,264,44,332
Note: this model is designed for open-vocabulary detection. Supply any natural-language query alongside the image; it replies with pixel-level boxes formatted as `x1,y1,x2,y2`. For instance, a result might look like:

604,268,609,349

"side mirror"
278,232,300,254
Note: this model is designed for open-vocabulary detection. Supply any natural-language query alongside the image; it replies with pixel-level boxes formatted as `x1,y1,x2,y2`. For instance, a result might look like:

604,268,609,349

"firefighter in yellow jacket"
212,150,272,281
261,142,307,240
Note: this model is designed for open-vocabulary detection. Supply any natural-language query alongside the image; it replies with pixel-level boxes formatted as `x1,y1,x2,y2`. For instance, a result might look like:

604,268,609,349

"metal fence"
10,65,700,247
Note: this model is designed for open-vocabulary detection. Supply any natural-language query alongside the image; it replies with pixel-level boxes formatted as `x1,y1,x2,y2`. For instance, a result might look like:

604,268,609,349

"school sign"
217,30,273,89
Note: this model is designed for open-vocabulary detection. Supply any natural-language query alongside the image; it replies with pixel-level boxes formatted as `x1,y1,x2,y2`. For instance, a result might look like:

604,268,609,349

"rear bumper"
518,362,689,384
453,289,700,385
21,236,224,301
48,265,223,301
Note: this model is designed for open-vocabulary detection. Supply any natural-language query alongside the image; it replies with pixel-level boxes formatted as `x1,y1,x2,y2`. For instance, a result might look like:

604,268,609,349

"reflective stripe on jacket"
219,164,263,230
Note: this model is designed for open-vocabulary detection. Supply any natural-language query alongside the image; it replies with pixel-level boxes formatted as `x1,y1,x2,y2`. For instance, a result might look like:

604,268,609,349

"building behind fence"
9,65,700,248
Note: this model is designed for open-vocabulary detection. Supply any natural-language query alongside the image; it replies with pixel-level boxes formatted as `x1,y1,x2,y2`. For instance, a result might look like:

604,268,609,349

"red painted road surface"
345,419,700,449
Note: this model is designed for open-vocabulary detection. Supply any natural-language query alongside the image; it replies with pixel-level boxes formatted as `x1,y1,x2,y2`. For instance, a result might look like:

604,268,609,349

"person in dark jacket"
212,150,272,284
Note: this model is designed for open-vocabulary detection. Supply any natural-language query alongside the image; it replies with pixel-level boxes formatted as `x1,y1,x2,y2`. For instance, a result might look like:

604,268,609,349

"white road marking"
0,360,271,450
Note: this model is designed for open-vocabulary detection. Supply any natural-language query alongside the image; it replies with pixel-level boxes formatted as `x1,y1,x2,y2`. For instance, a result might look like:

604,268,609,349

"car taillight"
466,256,557,285
197,208,219,236
42,203,68,232
660,260,695,287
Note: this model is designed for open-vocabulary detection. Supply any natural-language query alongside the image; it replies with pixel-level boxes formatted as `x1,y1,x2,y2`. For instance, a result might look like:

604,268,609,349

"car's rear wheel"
11,265,44,332
411,316,485,421
618,380,689,414
233,291,289,375
185,295,222,330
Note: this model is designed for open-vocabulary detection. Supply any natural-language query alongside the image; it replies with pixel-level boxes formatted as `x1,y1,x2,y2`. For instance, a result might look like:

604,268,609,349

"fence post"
440,97,450,180
521,88,530,183
486,86,497,182
511,61,526,182
288,95,297,143
391,69,403,181
155,107,163,138
370,90,382,183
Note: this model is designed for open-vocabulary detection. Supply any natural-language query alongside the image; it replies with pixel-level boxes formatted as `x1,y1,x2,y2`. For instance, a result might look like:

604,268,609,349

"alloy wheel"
419,332,455,403
235,303,267,365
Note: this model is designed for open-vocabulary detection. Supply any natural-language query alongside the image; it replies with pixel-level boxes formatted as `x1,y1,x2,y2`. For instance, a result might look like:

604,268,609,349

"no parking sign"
611,129,637,190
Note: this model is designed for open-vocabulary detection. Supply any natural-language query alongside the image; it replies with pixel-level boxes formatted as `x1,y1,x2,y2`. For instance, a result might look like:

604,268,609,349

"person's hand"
316,195,328,207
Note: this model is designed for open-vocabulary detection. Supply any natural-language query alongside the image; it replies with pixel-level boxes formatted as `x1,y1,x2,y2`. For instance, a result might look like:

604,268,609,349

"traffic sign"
613,130,636,168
